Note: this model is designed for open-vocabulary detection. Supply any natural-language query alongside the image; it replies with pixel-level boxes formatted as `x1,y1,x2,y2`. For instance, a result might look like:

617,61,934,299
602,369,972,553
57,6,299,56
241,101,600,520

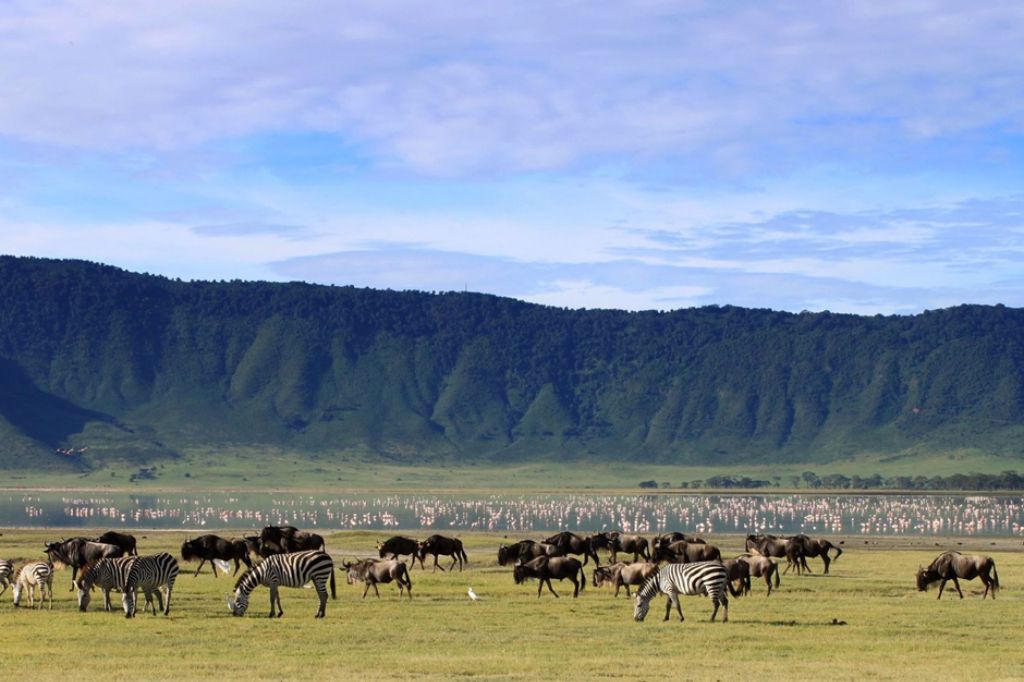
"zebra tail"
330,566,337,600
726,578,743,598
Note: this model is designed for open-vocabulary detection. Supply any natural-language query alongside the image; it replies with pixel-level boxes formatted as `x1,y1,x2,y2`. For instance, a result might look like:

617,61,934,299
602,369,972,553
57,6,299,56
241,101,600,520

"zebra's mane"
234,560,266,594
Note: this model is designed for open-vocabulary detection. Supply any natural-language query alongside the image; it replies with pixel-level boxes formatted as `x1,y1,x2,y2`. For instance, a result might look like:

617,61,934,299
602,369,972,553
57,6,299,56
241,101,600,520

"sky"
2,1,1024,314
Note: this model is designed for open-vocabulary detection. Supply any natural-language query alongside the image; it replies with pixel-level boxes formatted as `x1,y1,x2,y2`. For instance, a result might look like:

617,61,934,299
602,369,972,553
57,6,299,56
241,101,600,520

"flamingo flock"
1,492,1022,536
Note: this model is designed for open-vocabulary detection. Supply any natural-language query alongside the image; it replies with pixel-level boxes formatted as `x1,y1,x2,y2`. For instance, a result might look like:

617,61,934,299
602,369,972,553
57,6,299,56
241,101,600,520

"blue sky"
3,1,1024,314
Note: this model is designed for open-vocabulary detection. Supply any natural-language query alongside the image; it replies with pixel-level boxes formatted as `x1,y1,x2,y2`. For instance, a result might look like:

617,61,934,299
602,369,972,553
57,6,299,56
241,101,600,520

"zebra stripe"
230,550,335,618
0,559,13,597
77,556,136,612
123,553,179,618
634,561,729,623
13,562,54,610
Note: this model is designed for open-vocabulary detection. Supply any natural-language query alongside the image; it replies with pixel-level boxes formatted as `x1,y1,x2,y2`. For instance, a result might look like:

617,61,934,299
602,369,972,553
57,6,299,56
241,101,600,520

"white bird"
467,587,480,601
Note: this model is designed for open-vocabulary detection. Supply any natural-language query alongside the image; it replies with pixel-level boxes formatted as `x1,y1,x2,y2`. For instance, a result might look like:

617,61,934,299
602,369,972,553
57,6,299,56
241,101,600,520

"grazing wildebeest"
513,556,586,598
593,561,657,597
737,553,780,596
94,531,138,556
543,531,600,566
0,559,13,597
654,540,721,564
789,534,842,574
417,535,468,572
592,532,650,563
12,562,54,609
343,558,413,600
377,536,424,569
745,534,807,574
497,540,562,566
722,556,751,595
916,551,1000,599
45,537,125,591
633,562,731,623
181,535,253,577
258,526,325,556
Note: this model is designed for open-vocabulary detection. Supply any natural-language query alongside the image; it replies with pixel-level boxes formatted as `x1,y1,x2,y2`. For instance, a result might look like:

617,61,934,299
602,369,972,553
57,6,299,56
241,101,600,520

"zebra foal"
634,561,731,623
228,550,336,618
123,552,179,617
13,562,54,609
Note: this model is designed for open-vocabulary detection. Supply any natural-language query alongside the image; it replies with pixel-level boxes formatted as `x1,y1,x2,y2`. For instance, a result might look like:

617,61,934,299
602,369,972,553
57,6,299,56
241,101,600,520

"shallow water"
3,491,1023,536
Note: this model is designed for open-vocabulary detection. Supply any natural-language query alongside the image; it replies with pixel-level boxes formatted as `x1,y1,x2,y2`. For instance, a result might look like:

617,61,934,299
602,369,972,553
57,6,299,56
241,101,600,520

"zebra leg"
316,583,327,618
163,585,172,615
268,584,278,617
152,588,164,615
103,587,112,612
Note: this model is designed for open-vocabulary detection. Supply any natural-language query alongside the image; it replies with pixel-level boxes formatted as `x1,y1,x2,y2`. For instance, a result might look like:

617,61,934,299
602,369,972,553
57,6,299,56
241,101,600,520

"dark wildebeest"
592,532,650,563
513,556,586,598
789,534,842,574
543,531,600,566
916,551,1000,599
654,540,721,564
593,561,657,597
243,536,262,557
94,531,138,556
745,534,807,574
342,558,413,600
737,553,780,596
180,535,253,577
417,535,468,572
377,536,424,569
258,526,325,556
45,538,125,592
497,540,562,566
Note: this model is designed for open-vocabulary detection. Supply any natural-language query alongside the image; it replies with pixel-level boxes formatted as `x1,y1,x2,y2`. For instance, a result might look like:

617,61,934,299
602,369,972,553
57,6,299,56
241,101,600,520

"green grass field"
1,529,1022,680
7,445,1024,492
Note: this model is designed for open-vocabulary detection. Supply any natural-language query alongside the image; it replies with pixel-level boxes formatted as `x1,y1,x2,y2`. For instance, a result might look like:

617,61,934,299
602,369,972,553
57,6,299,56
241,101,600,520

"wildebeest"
513,556,586,598
181,534,253,577
653,540,721,564
543,531,600,566
93,531,138,556
736,553,780,596
789,534,842,574
45,537,125,591
592,561,657,597
497,540,562,566
745,534,807,574
377,536,424,569
591,532,650,563
417,535,468,572
258,526,325,556
916,551,1000,599
343,558,413,600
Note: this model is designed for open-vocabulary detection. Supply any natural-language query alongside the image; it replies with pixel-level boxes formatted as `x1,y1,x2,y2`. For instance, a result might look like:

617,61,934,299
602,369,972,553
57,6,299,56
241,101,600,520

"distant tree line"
642,470,1024,491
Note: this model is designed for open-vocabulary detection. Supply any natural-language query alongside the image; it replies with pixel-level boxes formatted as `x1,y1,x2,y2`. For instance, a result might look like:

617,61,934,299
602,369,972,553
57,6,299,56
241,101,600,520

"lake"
3,491,1023,536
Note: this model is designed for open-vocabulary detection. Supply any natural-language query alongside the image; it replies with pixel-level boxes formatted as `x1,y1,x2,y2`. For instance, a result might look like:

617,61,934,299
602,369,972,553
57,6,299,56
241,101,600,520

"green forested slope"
1,256,1022,471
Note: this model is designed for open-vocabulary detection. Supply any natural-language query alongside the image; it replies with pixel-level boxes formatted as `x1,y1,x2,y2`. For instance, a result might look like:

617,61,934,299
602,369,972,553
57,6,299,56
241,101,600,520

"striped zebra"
76,556,137,612
12,562,54,610
0,559,13,597
633,561,730,623
123,552,179,618
229,550,335,618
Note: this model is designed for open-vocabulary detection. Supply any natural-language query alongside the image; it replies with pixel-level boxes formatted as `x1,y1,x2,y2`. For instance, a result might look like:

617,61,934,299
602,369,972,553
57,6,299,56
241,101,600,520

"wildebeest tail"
991,561,999,592
578,563,586,591
774,566,781,588
329,565,337,599
831,544,843,562
460,545,469,565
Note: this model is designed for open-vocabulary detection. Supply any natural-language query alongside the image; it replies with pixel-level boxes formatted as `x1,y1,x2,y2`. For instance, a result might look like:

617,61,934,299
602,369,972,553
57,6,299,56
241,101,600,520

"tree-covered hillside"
1,256,1022,471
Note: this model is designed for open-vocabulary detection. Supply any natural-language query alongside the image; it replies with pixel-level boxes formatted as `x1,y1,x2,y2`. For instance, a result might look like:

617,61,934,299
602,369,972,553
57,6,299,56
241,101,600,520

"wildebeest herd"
0,526,1002,620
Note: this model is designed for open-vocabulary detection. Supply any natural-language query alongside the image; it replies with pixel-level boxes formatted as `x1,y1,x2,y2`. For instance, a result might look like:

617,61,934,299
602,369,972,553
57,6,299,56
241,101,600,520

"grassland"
6,445,1024,493
1,529,1022,680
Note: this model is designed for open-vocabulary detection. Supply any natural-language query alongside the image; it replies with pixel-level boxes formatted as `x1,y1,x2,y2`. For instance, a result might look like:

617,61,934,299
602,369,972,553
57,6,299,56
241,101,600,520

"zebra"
12,562,54,609
633,561,731,623
123,552,179,618
76,556,137,612
0,559,13,597
228,550,335,618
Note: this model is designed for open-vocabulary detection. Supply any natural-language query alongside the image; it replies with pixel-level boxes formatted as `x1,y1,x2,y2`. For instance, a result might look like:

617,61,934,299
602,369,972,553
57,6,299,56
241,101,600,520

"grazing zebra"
229,550,335,618
12,562,54,609
0,559,13,597
76,556,137,612
633,561,730,623
123,553,179,618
